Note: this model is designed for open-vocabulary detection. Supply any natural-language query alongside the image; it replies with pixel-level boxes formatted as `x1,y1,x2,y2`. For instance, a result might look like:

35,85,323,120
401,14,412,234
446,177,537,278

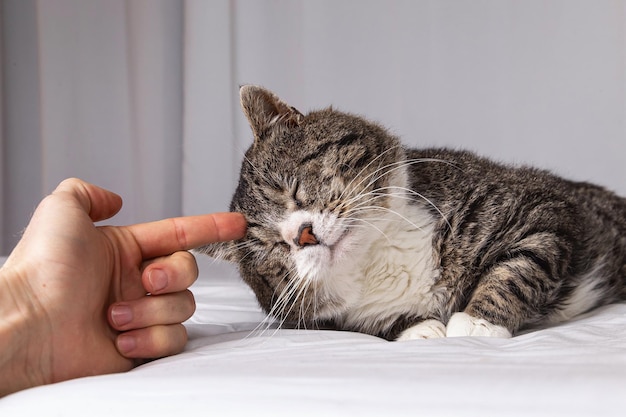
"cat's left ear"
239,85,304,142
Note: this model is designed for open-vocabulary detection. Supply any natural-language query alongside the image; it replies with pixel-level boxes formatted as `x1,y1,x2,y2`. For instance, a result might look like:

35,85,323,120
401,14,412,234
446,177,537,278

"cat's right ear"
240,85,304,141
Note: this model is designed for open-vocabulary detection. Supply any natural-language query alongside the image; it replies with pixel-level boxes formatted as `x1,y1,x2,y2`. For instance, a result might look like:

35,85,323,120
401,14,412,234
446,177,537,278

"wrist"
0,265,51,397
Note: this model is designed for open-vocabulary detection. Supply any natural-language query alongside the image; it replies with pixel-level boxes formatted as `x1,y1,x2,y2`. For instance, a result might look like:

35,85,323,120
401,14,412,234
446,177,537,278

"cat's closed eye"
290,180,304,208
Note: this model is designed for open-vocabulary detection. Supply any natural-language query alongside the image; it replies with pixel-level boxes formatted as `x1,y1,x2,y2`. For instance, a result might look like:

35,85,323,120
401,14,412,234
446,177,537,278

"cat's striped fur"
199,85,626,340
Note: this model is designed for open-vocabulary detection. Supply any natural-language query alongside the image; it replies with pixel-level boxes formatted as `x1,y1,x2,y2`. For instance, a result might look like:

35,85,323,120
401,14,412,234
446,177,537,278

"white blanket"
2,256,625,416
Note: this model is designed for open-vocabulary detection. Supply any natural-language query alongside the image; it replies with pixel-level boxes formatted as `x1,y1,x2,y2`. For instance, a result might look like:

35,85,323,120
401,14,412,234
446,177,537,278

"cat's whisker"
311,278,320,330
293,273,313,331
352,184,451,230
263,264,314,337
383,185,452,230
341,194,388,215
338,162,415,212
337,146,401,202
341,158,455,212
270,274,299,321
347,204,430,238
229,240,258,253
297,276,315,331
248,266,300,338
344,215,395,244
341,184,388,206
293,273,318,329
339,171,451,231
341,156,420,202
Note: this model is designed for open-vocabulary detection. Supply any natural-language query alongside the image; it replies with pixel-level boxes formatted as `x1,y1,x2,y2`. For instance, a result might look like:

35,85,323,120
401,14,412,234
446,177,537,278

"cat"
198,85,626,340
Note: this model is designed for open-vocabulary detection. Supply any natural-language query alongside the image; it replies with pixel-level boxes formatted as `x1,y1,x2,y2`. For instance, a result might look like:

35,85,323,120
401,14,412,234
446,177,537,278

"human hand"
0,178,246,396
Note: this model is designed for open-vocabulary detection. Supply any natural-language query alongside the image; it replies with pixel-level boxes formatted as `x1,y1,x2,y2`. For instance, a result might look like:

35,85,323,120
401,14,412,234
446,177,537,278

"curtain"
2,0,625,255
1,0,185,254
182,0,240,219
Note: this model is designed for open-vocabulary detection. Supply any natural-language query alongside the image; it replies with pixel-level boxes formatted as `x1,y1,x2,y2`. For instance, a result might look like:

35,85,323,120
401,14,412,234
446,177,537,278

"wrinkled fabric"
2,260,625,416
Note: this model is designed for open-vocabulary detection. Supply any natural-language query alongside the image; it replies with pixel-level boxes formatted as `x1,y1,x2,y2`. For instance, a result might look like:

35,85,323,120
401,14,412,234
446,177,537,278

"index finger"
126,212,246,258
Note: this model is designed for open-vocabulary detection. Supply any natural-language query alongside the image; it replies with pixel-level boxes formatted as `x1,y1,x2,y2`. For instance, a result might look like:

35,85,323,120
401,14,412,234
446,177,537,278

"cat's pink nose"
295,223,319,247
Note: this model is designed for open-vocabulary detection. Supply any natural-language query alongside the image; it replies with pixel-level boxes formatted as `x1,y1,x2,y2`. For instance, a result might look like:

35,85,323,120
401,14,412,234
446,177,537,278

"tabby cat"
199,85,626,340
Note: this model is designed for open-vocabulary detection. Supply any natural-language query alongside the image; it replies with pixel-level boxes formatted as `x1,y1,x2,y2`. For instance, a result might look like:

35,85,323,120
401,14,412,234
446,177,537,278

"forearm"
0,265,49,397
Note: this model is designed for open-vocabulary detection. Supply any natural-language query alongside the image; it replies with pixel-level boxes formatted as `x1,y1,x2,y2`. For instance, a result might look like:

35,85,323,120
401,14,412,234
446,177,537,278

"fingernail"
117,334,137,354
148,269,168,293
111,305,133,327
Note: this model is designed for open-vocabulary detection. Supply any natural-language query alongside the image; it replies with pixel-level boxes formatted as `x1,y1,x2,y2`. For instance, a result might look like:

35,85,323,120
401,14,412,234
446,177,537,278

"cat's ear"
240,85,304,141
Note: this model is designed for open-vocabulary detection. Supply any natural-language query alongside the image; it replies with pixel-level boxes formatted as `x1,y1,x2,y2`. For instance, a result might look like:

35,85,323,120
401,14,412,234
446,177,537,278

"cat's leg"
445,257,558,338
397,319,446,340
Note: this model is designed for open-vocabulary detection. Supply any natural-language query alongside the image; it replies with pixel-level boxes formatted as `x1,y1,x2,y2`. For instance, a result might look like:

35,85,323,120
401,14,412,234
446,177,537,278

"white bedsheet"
2,256,625,416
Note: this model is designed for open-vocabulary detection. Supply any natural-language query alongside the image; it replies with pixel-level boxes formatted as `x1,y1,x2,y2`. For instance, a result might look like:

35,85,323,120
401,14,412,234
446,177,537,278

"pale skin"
0,178,247,397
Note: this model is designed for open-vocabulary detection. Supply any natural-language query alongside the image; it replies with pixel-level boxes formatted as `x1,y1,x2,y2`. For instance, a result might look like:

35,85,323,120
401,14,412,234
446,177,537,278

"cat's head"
199,86,407,325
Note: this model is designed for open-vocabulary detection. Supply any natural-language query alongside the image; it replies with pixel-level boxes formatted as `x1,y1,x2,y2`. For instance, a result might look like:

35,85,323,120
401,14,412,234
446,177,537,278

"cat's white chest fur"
337,204,443,333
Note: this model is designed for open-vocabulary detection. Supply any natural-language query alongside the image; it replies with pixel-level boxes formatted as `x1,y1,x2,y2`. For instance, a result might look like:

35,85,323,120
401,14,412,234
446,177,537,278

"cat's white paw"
397,319,446,341
446,312,512,338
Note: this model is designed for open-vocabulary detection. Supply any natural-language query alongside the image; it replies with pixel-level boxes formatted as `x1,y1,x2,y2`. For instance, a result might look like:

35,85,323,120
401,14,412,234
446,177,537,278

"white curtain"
2,0,625,255
182,0,240,219
1,0,186,254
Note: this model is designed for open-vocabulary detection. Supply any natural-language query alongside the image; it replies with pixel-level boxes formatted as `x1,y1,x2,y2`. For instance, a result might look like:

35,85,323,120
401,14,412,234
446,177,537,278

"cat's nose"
295,223,319,247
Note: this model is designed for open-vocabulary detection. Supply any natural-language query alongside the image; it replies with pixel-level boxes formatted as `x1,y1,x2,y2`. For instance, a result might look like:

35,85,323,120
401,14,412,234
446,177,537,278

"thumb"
53,178,123,222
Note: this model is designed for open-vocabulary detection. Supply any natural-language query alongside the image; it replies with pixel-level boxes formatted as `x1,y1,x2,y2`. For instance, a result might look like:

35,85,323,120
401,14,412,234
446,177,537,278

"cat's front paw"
446,312,512,338
396,319,446,341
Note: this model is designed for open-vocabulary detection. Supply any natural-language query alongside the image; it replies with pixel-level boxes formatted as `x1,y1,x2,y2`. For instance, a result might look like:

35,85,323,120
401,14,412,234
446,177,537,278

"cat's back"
405,147,626,230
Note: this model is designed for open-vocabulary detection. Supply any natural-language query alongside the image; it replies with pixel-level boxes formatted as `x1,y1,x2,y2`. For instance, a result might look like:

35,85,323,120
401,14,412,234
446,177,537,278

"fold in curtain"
1,0,184,255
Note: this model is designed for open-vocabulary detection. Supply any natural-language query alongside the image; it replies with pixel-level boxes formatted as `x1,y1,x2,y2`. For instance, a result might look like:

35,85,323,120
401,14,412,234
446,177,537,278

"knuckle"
171,217,189,249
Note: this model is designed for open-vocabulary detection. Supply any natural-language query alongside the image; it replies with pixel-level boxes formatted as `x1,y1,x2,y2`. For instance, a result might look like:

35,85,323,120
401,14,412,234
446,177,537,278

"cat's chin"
293,244,333,281
292,229,353,283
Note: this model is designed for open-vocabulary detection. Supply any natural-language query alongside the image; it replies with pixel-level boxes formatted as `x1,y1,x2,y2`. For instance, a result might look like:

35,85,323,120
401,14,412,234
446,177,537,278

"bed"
1,255,625,416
